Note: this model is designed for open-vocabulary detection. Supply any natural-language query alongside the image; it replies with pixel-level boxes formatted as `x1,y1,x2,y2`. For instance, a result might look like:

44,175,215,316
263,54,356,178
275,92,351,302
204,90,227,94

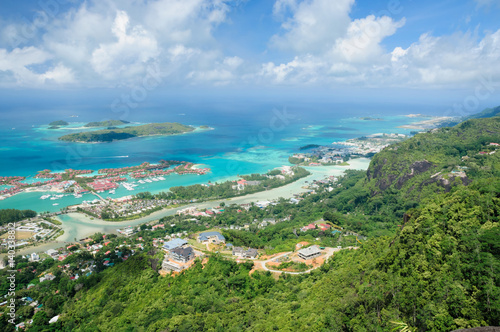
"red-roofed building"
319,223,332,231
152,224,165,230
104,241,111,246
88,179,119,191
301,223,316,232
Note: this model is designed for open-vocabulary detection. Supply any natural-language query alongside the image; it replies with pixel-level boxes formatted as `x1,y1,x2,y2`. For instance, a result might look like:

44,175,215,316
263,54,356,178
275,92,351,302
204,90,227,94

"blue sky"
0,0,499,106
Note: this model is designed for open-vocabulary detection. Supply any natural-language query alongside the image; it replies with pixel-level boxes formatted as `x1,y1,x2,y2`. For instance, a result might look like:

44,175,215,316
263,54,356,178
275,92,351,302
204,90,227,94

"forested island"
1,114,499,331
83,120,130,127
58,122,195,143
47,120,69,129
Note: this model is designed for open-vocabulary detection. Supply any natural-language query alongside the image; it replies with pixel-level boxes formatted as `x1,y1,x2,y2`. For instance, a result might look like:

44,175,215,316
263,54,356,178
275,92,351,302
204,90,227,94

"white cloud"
390,30,500,87
273,0,298,17
0,0,499,90
262,0,500,88
223,56,243,68
333,15,406,63
263,0,405,85
90,10,159,79
187,56,244,84
0,0,235,87
0,46,75,86
39,63,75,84
271,0,354,53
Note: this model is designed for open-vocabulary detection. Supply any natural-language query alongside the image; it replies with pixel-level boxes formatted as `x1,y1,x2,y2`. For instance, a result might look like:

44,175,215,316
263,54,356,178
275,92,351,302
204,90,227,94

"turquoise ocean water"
0,103,426,212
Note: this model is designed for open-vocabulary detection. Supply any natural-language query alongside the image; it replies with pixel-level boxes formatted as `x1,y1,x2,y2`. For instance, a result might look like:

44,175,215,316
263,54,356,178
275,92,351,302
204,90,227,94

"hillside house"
197,231,225,244
170,247,194,263
298,246,322,260
232,247,259,259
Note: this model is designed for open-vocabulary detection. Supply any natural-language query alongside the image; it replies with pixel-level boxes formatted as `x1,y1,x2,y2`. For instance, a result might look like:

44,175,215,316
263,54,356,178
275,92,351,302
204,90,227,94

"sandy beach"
397,116,455,130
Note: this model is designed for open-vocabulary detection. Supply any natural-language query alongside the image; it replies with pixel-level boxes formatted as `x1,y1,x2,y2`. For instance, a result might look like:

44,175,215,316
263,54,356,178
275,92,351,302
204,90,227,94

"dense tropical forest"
58,122,194,142
83,120,130,127
1,116,499,331
0,209,37,226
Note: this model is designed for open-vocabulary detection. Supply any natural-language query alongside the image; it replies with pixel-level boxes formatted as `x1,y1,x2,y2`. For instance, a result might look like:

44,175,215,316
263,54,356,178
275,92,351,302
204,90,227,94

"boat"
145,179,152,183
74,194,82,198
122,183,135,191
109,190,116,194
40,194,51,200
50,196,58,200
52,203,59,206
152,177,159,182
158,176,166,180
138,180,145,184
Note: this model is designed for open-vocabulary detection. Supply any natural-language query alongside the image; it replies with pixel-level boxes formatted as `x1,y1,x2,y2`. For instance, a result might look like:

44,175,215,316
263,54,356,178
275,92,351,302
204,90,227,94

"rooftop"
163,238,188,250
298,245,321,257
198,231,225,241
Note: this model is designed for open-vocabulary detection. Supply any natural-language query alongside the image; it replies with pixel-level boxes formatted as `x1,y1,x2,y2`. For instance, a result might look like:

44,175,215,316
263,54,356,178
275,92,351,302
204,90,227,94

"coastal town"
0,160,210,202
289,133,408,166
0,169,364,329
1,120,498,330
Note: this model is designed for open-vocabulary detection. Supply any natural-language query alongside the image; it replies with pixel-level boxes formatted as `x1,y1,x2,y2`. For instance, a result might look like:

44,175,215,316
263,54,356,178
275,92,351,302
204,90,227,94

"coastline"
398,116,455,130
7,158,371,256
58,124,208,144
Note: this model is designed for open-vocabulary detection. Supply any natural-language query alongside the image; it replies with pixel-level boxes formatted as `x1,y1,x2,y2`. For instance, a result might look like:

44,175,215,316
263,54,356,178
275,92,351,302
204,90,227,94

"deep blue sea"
0,99,437,212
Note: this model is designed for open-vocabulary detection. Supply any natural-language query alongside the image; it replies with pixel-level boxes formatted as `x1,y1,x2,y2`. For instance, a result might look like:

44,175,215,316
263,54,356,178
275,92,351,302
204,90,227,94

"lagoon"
13,159,370,255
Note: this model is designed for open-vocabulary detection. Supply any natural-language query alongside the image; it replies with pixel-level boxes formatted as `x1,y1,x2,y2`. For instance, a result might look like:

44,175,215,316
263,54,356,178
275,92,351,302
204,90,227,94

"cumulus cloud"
90,10,159,79
262,0,500,88
0,46,73,86
263,0,405,85
332,15,406,63
0,0,235,87
271,0,354,53
0,0,499,89
390,30,500,87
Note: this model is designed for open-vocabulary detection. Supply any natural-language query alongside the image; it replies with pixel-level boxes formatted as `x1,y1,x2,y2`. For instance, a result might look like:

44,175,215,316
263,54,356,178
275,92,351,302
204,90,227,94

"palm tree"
390,321,414,332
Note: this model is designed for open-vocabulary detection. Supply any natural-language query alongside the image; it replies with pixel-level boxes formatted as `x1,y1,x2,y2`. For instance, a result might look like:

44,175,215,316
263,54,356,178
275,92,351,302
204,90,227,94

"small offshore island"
47,120,69,129
83,120,130,127
58,122,195,143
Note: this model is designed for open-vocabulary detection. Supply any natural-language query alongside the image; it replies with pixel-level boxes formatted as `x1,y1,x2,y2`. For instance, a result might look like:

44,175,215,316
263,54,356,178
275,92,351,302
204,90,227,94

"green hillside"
17,181,499,332
58,122,195,142
3,116,499,332
366,116,500,199
465,105,500,120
